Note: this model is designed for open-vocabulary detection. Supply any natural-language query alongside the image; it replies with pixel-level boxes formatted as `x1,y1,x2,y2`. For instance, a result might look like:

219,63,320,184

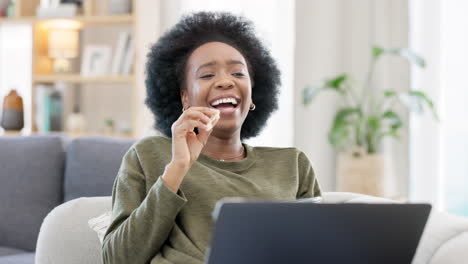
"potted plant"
302,45,438,197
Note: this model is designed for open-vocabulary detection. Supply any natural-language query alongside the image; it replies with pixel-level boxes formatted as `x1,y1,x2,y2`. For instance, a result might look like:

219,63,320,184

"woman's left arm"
296,151,322,199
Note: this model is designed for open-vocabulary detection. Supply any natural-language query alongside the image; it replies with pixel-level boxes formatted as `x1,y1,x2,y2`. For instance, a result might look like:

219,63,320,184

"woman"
102,11,321,264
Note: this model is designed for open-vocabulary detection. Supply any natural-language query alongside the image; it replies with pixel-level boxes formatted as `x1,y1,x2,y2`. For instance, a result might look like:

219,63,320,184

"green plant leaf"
328,107,362,147
328,122,350,147
383,90,397,97
334,107,362,123
302,73,350,105
402,91,439,120
324,73,348,92
382,110,403,130
372,45,385,58
379,130,401,140
386,48,426,68
302,84,321,105
367,116,380,131
377,110,403,141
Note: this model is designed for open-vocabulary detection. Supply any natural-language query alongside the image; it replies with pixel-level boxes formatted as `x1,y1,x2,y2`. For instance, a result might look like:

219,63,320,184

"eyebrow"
196,60,246,73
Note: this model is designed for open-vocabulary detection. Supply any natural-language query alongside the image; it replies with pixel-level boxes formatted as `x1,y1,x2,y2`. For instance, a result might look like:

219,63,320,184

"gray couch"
0,135,135,264
2,135,468,264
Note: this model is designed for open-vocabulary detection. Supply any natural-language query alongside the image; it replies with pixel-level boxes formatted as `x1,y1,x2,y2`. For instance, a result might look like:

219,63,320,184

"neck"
202,134,244,161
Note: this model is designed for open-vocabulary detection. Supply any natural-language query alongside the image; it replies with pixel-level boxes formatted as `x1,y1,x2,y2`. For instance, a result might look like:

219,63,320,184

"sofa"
1,135,468,264
0,135,135,264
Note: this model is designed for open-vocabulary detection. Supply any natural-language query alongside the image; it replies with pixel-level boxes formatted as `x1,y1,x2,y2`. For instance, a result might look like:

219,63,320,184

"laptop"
205,198,431,264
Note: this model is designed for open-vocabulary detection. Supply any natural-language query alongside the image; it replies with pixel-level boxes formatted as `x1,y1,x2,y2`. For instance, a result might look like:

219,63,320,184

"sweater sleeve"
296,151,322,199
102,147,188,264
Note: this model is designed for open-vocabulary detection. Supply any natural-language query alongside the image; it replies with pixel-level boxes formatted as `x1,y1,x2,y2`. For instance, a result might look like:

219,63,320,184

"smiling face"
182,41,252,137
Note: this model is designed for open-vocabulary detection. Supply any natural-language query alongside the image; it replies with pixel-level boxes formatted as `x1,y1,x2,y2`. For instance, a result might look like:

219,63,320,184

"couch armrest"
35,197,111,264
322,191,399,204
431,231,468,264
413,211,468,264
324,192,468,264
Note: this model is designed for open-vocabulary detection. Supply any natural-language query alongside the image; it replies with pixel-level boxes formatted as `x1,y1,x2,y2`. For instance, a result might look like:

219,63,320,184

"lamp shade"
48,28,79,59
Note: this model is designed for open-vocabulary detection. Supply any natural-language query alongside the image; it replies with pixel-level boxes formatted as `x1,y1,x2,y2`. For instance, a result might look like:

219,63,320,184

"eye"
200,74,214,79
233,72,245,77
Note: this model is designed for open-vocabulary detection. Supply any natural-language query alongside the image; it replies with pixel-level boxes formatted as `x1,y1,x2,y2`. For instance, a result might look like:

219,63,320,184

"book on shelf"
111,31,134,75
35,85,64,132
111,31,130,75
121,34,134,74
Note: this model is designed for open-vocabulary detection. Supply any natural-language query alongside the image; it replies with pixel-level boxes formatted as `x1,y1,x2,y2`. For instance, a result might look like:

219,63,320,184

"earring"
249,103,256,111
182,105,190,112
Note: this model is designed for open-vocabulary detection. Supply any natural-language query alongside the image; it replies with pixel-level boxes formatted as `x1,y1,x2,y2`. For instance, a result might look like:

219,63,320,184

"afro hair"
145,11,281,140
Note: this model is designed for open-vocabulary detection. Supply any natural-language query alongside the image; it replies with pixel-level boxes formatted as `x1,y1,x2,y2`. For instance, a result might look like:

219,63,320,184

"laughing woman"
102,11,321,264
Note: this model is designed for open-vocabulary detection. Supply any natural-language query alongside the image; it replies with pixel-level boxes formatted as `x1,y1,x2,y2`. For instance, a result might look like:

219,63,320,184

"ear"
180,89,189,109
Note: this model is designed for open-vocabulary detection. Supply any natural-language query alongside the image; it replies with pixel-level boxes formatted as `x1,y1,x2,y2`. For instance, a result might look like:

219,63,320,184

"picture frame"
81,45,112,77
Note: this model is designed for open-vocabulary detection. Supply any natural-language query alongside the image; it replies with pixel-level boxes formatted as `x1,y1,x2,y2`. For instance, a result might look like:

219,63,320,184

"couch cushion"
0,135,65,252
0,247,27,257
35,197,111,264
64,136,135,201
0,252,35,264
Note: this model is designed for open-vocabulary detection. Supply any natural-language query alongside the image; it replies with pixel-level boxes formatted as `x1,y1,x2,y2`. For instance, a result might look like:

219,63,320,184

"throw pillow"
88,211,112,244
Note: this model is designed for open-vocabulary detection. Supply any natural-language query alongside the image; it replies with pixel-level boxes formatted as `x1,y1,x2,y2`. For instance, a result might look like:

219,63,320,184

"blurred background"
0,0,466,216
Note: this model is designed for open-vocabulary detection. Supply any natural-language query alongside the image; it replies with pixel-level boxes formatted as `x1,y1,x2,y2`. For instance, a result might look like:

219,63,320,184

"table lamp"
48,27,79,73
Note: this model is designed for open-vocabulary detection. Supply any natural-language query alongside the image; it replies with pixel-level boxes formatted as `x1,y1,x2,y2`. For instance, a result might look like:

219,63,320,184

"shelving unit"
32,74,135,84
0,0,140,138
0,129,135,139
0,14,134,24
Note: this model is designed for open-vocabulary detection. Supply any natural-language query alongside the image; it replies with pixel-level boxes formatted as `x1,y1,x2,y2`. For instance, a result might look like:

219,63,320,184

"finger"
177,119,209,134
196,126,213,145
182,109,211,124
185,106,219,118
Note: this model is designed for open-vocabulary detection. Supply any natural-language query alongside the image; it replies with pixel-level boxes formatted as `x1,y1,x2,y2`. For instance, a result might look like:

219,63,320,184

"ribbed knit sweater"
102,136,321,264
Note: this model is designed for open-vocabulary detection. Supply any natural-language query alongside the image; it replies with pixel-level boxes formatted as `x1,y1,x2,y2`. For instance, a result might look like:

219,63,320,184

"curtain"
410,0,468,215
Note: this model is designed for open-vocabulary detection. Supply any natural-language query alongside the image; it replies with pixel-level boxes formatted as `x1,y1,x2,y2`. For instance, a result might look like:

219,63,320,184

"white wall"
294,0,410,193
134,0,161,138
294,0,342,191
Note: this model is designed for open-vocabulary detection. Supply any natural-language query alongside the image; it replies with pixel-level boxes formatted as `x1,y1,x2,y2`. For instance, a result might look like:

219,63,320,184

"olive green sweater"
102,136,321,264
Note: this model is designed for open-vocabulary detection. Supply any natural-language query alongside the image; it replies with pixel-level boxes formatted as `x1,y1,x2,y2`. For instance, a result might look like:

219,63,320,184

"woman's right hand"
169,106,220,170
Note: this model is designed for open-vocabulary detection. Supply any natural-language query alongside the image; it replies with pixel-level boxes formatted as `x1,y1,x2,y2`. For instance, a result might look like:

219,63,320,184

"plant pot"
336,148,393,197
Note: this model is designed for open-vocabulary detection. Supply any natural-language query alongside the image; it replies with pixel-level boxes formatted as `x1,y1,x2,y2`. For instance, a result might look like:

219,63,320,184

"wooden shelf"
0,0,144,138
0,130,136,139
0,17,35,24
0,14,133,25
33,74,135,84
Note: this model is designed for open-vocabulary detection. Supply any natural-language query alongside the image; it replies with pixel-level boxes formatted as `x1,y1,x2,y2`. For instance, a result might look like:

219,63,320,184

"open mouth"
209,97,241,114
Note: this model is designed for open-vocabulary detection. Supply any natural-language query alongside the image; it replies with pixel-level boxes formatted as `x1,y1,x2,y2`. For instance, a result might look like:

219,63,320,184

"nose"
215,75,235,89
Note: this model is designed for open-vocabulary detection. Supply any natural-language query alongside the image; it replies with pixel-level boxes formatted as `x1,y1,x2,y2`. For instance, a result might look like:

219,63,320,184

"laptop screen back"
205,203,431,264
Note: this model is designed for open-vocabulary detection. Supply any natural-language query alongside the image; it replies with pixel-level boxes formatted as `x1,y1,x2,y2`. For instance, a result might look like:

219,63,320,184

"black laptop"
205,199,431,264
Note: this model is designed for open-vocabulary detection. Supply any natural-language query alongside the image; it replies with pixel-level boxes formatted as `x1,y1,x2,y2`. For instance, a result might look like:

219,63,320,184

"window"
410,0,468,216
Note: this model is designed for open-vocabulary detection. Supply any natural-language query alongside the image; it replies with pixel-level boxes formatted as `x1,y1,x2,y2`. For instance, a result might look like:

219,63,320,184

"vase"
66,110,87,134
336,148,394,197
1,89,24,131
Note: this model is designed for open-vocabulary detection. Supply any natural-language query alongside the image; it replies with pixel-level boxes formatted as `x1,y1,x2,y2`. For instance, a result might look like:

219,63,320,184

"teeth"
211,97,238,106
